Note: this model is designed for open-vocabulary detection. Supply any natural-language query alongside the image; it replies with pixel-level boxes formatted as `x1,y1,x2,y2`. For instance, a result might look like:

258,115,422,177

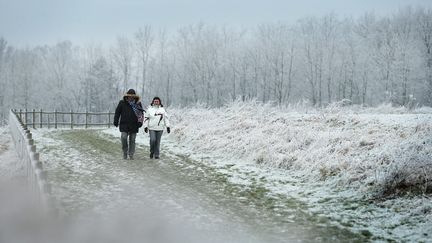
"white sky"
1,0,431,46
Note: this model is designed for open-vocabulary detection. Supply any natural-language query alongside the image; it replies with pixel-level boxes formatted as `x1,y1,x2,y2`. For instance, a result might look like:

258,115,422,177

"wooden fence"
14,109,115,129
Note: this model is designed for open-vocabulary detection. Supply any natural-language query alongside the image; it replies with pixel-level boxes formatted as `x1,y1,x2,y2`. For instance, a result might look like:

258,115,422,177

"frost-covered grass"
164,100,432,242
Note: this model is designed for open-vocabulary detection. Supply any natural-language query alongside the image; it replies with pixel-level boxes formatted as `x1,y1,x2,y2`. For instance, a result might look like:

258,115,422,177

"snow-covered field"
154,101,432,242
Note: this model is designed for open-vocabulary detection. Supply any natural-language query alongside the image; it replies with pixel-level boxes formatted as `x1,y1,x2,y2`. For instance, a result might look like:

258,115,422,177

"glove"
144,127,148,133
167,127,170,134
114,122,118,127
138,122,143,128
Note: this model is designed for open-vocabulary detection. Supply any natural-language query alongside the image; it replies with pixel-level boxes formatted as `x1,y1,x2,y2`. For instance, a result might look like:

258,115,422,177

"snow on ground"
0,125,23,181
3,100,432,242
32,128,291,243
130,101,432,242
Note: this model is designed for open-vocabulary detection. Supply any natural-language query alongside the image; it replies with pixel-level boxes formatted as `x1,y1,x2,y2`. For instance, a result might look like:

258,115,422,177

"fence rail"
14,109,115,129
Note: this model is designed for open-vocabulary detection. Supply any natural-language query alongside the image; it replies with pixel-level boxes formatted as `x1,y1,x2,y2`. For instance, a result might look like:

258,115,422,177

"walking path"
29,129,365,243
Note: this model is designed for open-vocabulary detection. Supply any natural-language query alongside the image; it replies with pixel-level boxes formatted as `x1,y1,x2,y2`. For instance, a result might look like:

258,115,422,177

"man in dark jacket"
114,89,144,160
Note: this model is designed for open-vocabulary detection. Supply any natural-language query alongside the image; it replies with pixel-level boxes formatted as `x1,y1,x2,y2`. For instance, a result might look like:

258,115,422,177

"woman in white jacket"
144,97,171,159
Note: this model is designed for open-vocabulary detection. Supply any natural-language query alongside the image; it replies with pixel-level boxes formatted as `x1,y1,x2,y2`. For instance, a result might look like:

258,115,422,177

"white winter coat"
144,105,170,131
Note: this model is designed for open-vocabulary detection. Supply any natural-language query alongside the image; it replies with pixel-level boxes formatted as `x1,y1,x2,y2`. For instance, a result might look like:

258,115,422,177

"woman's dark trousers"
121,132,136,159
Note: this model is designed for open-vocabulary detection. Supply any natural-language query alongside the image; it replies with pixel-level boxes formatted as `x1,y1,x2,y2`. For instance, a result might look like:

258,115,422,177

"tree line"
0,6,431,123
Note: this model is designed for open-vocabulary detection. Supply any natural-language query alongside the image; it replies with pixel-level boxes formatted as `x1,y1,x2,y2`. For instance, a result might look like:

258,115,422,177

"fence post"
40,109,43,128
85,110,88,129
24,109,27,126
54,110,57,129
70,110,73,129
19,109,22,120
32,109,36,129
108,110,111,128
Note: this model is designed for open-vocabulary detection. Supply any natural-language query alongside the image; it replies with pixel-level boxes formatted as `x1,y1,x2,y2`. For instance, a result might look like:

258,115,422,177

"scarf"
128,100,144,123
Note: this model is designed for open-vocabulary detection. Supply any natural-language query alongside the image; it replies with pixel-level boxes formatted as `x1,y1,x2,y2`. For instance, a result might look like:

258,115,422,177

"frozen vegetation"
2,6,432,124
162,101,432,242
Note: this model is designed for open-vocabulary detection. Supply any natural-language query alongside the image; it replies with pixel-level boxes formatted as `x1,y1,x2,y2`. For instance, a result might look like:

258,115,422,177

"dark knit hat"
126,89,136,95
